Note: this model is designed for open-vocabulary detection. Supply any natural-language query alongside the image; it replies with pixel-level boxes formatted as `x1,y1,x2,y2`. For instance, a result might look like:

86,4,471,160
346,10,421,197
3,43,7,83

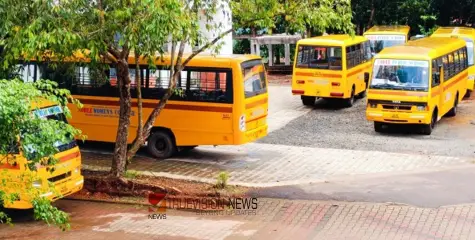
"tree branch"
181,28,233,67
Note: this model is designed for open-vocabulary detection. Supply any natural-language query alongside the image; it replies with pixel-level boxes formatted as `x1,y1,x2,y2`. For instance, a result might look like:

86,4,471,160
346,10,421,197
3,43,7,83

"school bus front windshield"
370,59,430,92
366,35,407,54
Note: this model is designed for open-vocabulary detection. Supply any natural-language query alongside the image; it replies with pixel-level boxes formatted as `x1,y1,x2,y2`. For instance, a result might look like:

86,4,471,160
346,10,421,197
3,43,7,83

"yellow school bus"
364,25,410,54
17,54,268,158
292,35,373,107
431,27,475,97
366,37,468,135
2,102,83,209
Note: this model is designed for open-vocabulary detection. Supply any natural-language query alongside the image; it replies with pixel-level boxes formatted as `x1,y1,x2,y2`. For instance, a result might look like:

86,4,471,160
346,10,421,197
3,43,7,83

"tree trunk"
126,40,181,159
126,52,143,164
110,58,132,178
367,0,375,28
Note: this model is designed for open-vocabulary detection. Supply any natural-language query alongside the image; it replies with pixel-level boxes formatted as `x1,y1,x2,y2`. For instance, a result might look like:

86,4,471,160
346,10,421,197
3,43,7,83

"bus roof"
431,27,475,39
33,51,262,68
375,37,467,60
364,25,410,35
297,34,368,47
128,54,262,68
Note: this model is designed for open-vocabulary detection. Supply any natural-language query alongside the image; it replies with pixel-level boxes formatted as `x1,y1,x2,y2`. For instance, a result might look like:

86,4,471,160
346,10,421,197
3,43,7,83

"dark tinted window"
296,45,342,70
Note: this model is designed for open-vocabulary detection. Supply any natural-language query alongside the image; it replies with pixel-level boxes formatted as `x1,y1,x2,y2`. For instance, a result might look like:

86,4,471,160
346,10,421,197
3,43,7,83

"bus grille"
48,171,71,183
382,105,412,111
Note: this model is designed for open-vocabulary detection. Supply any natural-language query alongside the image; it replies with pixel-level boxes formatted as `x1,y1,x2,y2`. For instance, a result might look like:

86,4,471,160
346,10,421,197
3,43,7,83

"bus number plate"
391,114,399,119
314,79,328,85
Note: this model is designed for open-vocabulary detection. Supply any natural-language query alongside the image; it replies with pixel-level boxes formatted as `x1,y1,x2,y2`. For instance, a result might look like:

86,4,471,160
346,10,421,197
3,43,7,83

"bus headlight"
74,166,80,174
469,75,475,80
239,115,246,132
368,103,377,108
416,106,426,111
32,180,42,188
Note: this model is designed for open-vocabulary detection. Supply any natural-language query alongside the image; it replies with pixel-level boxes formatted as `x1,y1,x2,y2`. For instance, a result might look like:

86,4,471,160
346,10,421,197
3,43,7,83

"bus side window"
188,71,228,102
460,48,467,69
432,59,441,87
364,41,372,61
16,63,39,82
345,47,351,69
442,56,449,80
454,50,460,73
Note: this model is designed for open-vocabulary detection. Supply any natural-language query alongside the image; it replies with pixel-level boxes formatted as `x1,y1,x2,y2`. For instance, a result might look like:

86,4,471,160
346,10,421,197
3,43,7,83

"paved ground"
3,199,475,240
260,94,475,158
249,164,475,208
82,143,471,187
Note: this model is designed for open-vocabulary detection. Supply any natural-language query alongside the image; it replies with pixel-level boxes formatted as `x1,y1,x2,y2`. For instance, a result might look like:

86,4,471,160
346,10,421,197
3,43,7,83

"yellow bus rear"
18,54,268,158
366,37,468,135
1,103,83,209
292,35,373,107
364,25,410,54
431,27,475,97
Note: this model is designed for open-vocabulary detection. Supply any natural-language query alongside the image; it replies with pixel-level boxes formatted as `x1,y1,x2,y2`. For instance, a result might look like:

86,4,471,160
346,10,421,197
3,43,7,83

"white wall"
167,1,233,55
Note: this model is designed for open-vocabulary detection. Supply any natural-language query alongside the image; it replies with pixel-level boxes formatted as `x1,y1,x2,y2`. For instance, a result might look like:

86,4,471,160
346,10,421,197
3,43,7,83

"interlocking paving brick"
4,199,475,240
82,142,471,187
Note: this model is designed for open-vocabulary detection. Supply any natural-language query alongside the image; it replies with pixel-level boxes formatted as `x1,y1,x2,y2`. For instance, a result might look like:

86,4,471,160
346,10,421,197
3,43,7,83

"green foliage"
352,0,475,35
215,171,230,189
232,0,281,33
32,198,70,231
232,0,354,36
124,170,139,180
0,80,81,167
0,79,81,230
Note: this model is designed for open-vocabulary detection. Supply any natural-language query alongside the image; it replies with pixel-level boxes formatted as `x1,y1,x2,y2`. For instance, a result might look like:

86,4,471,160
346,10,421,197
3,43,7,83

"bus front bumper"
4,175,84,209
366,110,431,124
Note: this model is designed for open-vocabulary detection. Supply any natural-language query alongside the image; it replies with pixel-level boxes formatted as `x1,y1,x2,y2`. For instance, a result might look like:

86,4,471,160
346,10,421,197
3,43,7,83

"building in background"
165,1,233,55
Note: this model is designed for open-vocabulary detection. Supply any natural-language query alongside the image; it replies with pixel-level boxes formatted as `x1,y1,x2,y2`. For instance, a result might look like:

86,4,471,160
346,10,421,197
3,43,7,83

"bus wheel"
301,96,316,106
464,90,472,99
147,131,177,159
344,87,355,107
357,89,367,99
422,110,437,135
446,94,458,117
374,122,385,133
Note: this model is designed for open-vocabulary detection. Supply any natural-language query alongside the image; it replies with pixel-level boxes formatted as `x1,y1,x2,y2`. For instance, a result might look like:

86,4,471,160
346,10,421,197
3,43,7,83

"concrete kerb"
82,164,327,188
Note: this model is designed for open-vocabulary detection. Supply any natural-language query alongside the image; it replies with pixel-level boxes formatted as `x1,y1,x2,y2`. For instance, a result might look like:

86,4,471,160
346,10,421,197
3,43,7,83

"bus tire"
374,122,384,133
301,96,316,106
147,131,177,159
464,90,472,99
344,86,355,107
446,93,458,117
357,89,367,99
422,110,437,135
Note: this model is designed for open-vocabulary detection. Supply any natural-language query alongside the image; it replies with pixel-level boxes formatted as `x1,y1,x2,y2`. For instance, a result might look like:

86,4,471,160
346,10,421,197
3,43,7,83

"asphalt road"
259,95,475,158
